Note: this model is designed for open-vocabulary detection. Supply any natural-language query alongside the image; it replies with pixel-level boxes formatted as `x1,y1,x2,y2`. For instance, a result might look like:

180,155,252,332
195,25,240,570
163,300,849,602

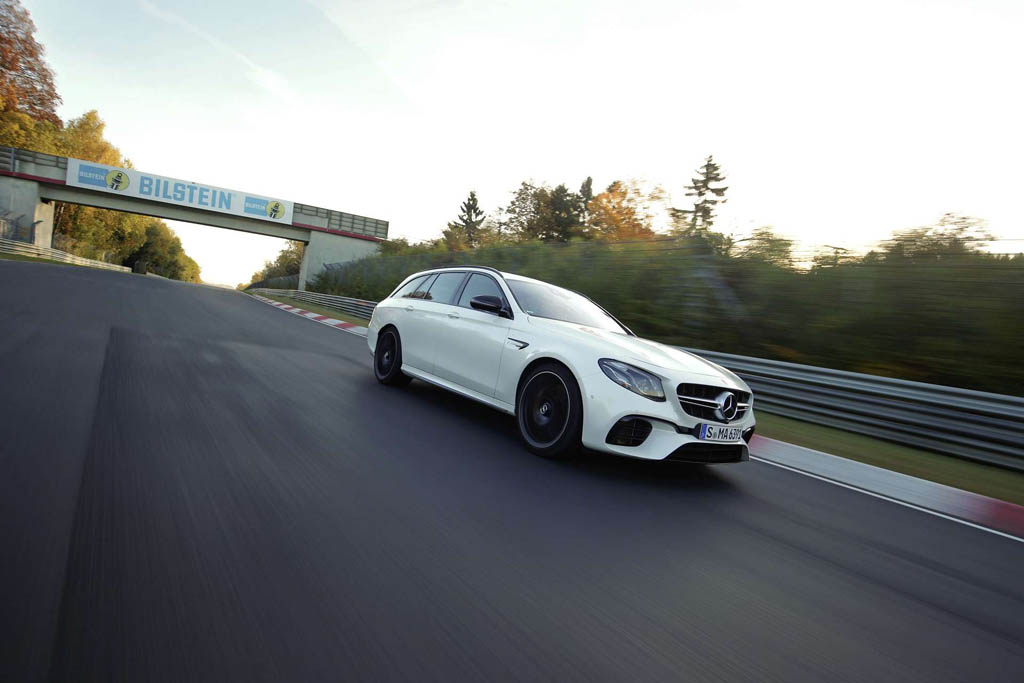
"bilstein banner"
65,158,293,225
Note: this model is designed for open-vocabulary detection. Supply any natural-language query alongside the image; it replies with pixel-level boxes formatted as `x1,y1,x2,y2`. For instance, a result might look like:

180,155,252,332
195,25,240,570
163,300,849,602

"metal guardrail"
0,145,67,173
293,203,389,240
685,348,1024,471
0,237,131,272
249,288,377,320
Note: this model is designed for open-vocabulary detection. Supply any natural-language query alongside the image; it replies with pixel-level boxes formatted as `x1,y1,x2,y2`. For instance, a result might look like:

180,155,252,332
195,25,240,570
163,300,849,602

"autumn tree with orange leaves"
0,0,61,124
586,181,659,241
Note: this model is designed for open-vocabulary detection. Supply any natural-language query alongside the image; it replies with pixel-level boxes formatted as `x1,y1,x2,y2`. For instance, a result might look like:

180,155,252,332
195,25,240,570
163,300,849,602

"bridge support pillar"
0,176,54,246
298,231,379,291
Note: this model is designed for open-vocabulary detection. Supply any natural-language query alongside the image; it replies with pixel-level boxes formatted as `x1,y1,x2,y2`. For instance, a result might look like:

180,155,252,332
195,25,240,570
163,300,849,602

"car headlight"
598,359,665,402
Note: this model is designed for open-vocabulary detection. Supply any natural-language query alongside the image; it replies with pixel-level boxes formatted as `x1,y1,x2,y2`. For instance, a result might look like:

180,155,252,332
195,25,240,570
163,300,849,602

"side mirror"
470,295,510,318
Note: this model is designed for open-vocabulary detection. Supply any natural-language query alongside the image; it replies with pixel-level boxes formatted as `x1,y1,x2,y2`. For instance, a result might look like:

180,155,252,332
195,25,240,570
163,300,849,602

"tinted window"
458,273,505,309
506,279,626,333
393,275,427,299
409,273,437,299
424,272,466,304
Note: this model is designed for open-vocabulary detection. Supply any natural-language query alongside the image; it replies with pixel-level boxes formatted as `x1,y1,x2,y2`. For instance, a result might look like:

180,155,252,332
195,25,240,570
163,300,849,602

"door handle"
447,312,460,319
405,305,414,312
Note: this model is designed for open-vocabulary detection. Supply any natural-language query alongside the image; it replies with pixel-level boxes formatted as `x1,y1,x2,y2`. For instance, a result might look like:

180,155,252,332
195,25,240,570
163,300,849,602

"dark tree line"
310,214,1021,395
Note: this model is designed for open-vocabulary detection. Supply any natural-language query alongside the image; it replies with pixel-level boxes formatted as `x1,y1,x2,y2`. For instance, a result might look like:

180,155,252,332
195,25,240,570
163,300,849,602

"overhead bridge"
0,146,388,288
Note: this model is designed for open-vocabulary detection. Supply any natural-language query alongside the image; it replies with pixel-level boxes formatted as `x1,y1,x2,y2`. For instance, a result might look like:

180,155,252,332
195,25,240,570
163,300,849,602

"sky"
23,0,1024,284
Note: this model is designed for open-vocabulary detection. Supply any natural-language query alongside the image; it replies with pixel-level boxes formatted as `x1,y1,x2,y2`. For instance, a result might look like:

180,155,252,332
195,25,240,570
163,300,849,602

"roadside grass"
251,292,369,327
755,412,1024,506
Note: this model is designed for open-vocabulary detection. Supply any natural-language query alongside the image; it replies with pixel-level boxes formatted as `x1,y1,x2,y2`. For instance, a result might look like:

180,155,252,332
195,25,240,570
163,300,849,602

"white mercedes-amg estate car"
367,266,755,462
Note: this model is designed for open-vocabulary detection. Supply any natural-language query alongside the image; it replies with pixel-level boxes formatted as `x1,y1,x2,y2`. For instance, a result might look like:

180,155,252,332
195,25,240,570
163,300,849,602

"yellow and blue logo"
105,169,130,191
244,196,286,220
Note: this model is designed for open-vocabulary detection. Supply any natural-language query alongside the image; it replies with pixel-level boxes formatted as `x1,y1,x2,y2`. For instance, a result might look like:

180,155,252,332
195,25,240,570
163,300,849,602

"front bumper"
578,370,755,462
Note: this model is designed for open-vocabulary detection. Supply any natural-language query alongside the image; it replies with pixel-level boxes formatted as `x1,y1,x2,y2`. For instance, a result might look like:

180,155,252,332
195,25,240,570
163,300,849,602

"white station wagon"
368,266,755,462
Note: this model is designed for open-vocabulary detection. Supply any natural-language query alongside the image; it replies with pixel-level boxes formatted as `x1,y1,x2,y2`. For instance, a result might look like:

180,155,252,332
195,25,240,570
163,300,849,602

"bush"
308,237,1024,395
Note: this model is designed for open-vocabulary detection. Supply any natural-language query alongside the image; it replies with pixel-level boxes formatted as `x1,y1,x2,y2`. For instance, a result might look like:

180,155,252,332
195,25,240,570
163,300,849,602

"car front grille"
606,418,653,447
665,442,747,464
676,384,751,424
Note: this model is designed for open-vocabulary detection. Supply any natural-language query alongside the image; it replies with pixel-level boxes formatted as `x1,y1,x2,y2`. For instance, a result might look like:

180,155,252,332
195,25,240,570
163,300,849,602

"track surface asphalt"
2,261,1023,682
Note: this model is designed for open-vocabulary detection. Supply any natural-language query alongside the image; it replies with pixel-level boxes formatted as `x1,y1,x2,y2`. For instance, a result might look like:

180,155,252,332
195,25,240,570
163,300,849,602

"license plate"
698,424,743,442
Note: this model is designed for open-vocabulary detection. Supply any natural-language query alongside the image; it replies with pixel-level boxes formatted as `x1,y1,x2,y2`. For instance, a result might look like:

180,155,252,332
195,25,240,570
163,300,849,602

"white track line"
751,455,1024,544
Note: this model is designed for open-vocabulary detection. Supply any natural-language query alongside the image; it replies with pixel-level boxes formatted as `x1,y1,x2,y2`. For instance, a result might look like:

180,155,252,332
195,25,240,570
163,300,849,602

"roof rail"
435,264,504,276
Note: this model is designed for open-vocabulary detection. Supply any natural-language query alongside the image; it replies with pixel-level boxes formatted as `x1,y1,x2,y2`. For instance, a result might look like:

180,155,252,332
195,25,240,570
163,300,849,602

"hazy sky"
25,0,1024,284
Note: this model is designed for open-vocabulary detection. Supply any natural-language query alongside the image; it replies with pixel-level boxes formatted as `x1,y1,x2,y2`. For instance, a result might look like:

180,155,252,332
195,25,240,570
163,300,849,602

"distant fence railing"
686,348,1024,472
0,237,130,272
249,288,377,320
249,274,300,290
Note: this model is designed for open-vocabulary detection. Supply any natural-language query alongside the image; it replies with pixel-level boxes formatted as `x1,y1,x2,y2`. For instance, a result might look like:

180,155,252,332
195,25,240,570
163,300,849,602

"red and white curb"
750,435,1024,543
250,294,368,337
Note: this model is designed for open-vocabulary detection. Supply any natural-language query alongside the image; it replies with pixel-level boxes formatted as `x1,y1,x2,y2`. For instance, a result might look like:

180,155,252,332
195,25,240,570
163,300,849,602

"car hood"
526,317,747,387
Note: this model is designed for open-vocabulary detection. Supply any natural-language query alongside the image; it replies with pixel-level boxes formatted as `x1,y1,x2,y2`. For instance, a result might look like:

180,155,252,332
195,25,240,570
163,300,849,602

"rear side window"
409,273,438,299
458,273,505,308
392,275,427,299
424,272,466,304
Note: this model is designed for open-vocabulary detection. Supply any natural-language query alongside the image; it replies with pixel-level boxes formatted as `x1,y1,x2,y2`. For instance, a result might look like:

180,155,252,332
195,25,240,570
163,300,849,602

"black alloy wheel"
374,328,412,386
516,362,583,458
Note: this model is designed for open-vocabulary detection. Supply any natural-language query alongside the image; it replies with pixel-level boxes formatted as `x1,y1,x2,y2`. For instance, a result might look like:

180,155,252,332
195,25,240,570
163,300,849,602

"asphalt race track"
2,261,1023,682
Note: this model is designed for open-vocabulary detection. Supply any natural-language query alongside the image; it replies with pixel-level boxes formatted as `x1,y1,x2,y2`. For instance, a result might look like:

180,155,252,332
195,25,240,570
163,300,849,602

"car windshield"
506,279,627,334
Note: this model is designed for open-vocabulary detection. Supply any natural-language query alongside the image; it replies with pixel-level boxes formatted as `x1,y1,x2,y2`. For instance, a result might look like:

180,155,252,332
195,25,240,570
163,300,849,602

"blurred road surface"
1,261,1022,682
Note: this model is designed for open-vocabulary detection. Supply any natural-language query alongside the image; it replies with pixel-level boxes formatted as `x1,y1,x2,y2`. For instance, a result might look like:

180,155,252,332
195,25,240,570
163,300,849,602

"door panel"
433,308,511,396
394,274,437,372
409,272,468,375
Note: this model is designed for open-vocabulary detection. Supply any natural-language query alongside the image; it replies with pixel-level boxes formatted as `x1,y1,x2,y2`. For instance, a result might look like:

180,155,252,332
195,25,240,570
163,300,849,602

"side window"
409,273,438,299
458,274,505,309
424,272,466,304
392,275,427,299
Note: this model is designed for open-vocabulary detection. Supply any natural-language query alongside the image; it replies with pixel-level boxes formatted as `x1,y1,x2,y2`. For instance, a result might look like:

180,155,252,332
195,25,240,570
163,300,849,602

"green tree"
379,237,411,255
548,184,583,241
0,108,61,151
0,0,61,124
877,213,993,262
50,111,140,253
579,176,594,223
497,182,547,241
672,155,728,234
123,219,201,282
247,240,304,283
59,110,121,163
736,228,794,267
444,190,487,249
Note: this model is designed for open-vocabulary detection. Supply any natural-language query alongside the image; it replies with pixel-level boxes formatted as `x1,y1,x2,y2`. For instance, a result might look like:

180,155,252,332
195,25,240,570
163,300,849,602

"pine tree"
579,176,593,222
549,184,583,241
446,190,486,248
672,156,728,234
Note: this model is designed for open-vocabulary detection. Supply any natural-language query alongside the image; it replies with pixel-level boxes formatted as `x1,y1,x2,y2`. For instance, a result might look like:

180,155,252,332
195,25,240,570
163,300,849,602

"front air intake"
606,418,653,447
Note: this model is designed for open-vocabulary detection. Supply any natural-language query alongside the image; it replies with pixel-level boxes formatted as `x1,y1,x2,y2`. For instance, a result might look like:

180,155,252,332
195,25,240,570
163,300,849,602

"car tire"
516,362,583,459
374,327,412,386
